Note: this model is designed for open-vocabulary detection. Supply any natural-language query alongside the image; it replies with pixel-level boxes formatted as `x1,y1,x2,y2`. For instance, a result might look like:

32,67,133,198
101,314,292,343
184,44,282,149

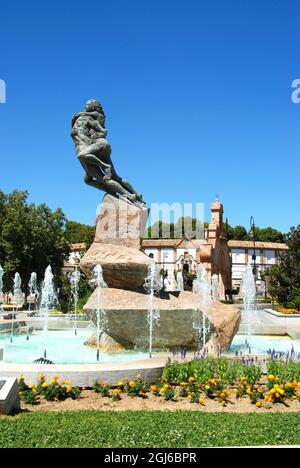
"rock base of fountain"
84,332,126,352
81,195,241,354
80,195,152,290
84,288,241,352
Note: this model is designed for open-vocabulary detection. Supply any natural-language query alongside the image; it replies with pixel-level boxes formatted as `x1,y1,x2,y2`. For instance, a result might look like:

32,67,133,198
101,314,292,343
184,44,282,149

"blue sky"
0,0,299,232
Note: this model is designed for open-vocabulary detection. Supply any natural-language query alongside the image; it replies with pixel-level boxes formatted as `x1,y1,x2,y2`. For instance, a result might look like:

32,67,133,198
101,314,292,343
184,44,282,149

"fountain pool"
230,334,300,356
0,329,155,364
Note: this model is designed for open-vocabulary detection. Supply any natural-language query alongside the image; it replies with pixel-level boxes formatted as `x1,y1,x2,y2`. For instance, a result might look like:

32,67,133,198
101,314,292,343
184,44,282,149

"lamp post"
249,216,257,279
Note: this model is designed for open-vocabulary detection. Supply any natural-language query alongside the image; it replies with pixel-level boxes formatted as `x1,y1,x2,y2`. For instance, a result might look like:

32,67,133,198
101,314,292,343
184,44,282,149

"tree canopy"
0,190,70,294
146,219,285,242
267,225,300,306
65,221,95,248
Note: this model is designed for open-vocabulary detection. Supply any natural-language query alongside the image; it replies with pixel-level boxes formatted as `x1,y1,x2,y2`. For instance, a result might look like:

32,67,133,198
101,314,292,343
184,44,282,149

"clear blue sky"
0,0,299,232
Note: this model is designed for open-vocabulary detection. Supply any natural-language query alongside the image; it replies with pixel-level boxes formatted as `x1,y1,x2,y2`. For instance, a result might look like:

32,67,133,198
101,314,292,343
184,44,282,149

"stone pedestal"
0,378,20,415
80,195,152,290
84,288,241,351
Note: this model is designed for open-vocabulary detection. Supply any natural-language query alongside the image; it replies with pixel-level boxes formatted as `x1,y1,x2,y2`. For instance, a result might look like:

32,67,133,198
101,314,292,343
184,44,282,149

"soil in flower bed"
9,389,300,415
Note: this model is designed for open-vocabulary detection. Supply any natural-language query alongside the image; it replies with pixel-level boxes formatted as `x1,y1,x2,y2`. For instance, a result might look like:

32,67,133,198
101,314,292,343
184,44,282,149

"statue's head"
85,99,104,114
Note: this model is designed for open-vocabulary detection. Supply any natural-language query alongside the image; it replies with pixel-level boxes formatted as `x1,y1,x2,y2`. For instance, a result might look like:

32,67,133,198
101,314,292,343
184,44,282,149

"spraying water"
90,264,107,361
11,273,23,342
211,274,220,301
176,271,184,292
143,262,162,358
70,267,81,336
241,264,257,348
39,266,57,359
193,264,212,350
28,272,39,310
0,265,4,313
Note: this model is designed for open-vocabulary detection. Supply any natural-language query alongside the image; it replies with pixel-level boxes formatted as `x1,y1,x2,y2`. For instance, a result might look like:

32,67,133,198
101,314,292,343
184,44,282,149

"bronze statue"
71,99,145,206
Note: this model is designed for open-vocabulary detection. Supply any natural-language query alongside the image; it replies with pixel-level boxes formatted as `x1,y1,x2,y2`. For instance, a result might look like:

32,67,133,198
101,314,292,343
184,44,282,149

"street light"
249,216,257,279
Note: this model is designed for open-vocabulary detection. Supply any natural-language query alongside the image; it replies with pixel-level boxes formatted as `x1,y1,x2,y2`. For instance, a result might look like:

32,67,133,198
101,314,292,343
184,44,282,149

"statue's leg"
84,175,115,195
110,165,144,202
82,159,138,202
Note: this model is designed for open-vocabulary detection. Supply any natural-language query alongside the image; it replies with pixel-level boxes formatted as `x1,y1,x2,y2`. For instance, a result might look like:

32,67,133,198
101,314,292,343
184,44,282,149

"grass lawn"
0,411,299,448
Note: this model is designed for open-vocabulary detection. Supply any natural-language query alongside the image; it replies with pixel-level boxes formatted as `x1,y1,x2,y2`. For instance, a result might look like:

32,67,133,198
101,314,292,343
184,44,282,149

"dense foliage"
0,190,70,294
65,220,95,248
146,218,284,242
267,225,300,307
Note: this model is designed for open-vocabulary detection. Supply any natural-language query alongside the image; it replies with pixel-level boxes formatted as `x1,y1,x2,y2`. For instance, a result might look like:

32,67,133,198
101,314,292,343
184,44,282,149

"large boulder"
80,242,152,290
80,194,152,290
84,288,241,351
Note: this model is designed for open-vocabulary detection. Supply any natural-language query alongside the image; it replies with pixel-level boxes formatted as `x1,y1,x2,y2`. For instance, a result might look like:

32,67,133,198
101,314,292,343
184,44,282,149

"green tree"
0,190,70,296
267,225,300,306
65,221,95,248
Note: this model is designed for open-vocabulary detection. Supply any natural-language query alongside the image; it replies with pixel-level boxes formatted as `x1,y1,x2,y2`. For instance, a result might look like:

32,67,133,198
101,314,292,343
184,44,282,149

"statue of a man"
71,99,145,206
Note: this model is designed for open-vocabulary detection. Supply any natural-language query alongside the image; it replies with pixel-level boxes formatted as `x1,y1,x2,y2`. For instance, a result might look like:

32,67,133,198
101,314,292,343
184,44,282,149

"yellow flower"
180,382,188,386
42,382,49,388
279,389,284,395
129,381,136,388
221,401,226,407
54,397,58,401
188,376,196,383
256,401,263,408
113,388,120,395
163,383,170,390
150,385,157,393
205,385,210,391
32,388,37,394
136,373,141,380
159,388,166,394
187,394,192,400
55,385,59,389
268,374,275,381
220,392,225,399
29,383,35,389
66,386,72,393
199,398,206,406
118,380,123,387
275,393,280,399
61,380,66,385
19,392,23,396
39,374,46,381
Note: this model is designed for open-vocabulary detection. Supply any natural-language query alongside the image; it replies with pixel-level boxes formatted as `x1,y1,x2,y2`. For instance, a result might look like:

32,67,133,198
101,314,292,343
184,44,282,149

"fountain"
11,273,23,343
176,271,184,292
240,264,257,349
28,272,38,310
211,274,219,301
193,264,212,350
39,265,57,360
70,267,80,335
143,262,162,358
0,265,4,313
90,264,107,361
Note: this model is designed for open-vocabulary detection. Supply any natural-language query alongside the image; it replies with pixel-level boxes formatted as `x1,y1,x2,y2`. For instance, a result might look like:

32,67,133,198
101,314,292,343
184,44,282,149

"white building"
228,240,288,294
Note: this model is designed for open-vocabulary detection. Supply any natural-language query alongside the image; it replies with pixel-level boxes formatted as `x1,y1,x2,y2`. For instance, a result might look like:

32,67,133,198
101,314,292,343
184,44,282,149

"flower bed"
276,307,300,315
17,358,300,411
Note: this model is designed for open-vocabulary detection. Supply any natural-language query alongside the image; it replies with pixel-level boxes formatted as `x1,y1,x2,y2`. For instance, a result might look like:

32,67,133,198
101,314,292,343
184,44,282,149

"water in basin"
0,329,153,364
230,334,300,355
